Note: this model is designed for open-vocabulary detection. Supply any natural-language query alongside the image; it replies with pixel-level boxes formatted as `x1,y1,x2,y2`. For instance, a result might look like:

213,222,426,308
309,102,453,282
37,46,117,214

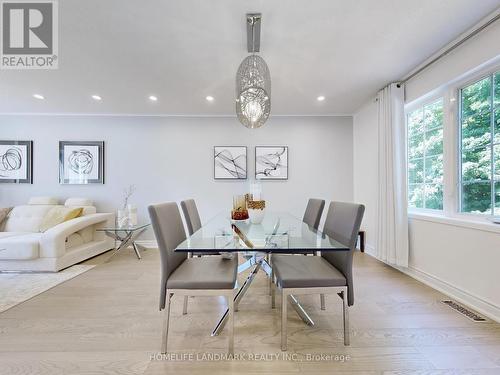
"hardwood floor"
1,249,499,374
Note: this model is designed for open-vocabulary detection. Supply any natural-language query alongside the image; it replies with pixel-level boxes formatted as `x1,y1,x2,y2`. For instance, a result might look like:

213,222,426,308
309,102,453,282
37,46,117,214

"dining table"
174,211,349,336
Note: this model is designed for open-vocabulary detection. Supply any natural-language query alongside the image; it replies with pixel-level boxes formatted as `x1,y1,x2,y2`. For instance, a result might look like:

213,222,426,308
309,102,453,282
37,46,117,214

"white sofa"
0,197,114,272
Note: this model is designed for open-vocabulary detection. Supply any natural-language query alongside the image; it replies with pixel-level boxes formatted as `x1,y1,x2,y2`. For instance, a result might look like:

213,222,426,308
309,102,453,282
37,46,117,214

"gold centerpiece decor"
232,194,249,220
247,199,266,224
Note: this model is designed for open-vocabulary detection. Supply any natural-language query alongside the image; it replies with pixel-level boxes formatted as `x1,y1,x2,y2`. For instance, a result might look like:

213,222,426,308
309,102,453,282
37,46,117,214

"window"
459,71,500,215
407,98,444,210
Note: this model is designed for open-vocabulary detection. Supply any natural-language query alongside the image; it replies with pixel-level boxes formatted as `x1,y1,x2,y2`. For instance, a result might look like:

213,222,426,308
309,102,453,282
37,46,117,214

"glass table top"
96,223,150,232
175,212,349,253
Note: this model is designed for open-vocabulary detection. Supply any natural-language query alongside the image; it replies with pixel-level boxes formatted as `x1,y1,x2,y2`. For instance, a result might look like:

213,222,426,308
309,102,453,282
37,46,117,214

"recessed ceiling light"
33,94,44,100
317,95,325,102
206,95,214,102
91,95,102,101
149,95,158,102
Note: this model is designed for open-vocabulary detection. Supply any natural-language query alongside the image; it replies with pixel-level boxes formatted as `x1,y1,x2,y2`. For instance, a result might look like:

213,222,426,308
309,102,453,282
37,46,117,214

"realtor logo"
1,0,58,69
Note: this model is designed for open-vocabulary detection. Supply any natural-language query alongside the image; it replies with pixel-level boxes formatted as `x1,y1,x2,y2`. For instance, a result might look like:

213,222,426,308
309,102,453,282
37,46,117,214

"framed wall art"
59,141,104,184
214,146,247,180
255,146,288,180
0,141,33,184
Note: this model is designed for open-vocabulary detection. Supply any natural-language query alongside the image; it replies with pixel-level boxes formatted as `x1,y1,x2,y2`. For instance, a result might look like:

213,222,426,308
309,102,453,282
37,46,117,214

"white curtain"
376,83,409,267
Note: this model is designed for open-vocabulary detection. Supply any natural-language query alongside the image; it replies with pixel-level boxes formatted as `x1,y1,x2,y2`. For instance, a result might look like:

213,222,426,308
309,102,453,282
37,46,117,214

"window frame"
405,58,500,222
406,94,445,213
457,67,500,217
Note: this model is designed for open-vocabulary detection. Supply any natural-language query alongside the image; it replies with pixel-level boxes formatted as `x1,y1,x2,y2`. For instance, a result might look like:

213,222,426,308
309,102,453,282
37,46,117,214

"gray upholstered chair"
301,198,325,256
268,198,326,295
148,202,238,354
180,199,202,236
303,198,325,230
179,199,220,314
303,198,326,305
271,201,365,351
181,199,220,256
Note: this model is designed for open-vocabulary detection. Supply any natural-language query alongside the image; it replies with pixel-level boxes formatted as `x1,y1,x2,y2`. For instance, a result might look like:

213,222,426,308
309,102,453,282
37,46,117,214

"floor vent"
441,300,487,322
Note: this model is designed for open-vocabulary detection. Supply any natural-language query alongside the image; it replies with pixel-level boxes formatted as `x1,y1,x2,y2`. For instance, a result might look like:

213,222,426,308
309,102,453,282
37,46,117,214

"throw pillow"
0,207,13,231
39,207,84,232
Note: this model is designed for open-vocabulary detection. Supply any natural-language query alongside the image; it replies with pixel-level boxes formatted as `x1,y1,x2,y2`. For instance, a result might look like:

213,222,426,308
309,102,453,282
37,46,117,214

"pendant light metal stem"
236,12,270,129
246,13,261,53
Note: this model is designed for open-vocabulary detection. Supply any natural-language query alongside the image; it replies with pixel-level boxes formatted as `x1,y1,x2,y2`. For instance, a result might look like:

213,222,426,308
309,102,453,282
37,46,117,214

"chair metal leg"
320,294,326,310
281,289,287,351
342,289,350,346
227,294,234,355
161,293,172,354
268,254,272,296
182,296,188,315
271,275,276,309
269,269,273,296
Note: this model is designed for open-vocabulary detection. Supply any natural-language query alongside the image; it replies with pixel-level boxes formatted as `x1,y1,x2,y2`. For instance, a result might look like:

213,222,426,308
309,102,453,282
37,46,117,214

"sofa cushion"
39,207,83,232
0,232,29,239
65,198,93,207
3,205,56,233
0,233,40,260
64,199,96,216
28,197,59,205
71,206,96,216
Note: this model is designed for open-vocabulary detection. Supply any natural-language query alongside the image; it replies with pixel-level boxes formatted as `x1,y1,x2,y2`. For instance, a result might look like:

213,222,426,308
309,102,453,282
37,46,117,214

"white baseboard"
361,248,500,323
400,266,500,323
362,244,376,257
135,240,158,249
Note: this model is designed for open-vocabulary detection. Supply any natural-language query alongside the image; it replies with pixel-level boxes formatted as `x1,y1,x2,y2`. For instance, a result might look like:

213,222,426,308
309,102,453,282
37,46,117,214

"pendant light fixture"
236,13,271,129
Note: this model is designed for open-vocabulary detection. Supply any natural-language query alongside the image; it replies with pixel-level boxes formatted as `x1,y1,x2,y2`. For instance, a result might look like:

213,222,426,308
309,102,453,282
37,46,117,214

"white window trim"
408,211,500,234
405,55,500,228
452,63,500,219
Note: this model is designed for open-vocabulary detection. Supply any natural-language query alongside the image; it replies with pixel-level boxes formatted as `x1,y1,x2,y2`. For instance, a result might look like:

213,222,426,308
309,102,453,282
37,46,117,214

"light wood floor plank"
0,249,499,374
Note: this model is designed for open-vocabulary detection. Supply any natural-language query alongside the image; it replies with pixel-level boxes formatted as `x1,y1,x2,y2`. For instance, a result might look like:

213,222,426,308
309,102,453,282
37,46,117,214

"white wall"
405,17,500,102
353,21,500,320
0,115,353,239
408,217,500,319
354,100,500,320
352,100,378,252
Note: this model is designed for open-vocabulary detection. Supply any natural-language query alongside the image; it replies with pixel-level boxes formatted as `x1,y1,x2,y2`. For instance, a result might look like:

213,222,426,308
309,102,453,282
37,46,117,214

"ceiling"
1,0,499,116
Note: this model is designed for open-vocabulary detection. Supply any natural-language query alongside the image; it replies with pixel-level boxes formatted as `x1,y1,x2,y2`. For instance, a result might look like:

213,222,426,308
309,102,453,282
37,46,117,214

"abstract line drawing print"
255,146,288,180
214,147,247,179
59,141,104,184
0,141,31,183
0,147,22,177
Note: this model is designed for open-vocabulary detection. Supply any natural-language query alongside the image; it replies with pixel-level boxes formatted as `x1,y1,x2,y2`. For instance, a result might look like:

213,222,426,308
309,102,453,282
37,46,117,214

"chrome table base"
211,253,314,336
104,227,148,262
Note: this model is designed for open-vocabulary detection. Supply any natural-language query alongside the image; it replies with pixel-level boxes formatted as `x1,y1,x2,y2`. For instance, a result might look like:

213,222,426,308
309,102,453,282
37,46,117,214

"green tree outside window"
407,98,444,210
459,71,500,215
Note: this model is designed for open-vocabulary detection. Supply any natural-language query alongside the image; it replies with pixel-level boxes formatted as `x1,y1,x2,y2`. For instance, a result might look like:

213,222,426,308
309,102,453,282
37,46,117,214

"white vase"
248,208,265,224
127,204,138,226
116,209,128,228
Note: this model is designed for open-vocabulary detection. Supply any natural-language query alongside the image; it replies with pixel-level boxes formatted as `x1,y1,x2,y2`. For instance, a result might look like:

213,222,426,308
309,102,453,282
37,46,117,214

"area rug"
0,264,96,313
